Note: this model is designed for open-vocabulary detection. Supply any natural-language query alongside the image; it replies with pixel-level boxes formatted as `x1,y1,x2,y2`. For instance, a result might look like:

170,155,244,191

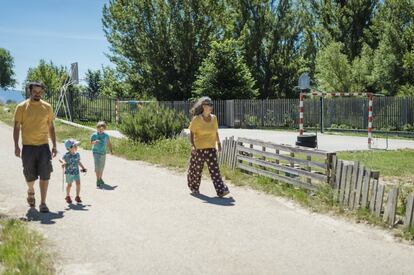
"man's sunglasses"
203,102,213,106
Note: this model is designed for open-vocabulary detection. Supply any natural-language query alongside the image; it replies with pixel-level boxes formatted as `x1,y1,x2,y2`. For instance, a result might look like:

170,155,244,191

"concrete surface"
1,122,414,274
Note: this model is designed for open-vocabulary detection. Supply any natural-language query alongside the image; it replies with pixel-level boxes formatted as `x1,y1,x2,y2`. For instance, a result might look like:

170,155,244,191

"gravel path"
1,122,413,275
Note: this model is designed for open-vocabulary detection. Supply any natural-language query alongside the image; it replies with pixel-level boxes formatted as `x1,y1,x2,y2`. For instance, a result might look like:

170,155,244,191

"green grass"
0,218,54,275
113,138,191,170
0,104,15,126
337,149,414,177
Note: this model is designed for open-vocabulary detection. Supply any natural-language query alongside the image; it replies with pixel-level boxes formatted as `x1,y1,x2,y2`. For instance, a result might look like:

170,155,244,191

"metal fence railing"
45,93,414,131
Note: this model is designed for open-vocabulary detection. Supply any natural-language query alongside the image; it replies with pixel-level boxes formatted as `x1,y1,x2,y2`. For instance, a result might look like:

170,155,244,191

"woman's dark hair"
190,96,213,116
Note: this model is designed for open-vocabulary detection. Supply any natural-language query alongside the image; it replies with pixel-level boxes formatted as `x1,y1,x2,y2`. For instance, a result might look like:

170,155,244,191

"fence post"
404,193,414,229
115,99,120,125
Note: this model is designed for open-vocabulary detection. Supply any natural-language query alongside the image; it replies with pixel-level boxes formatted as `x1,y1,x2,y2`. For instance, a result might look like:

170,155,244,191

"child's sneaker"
96,180,101,188
75,196,82,203
65,196,72,204
100,179,105,185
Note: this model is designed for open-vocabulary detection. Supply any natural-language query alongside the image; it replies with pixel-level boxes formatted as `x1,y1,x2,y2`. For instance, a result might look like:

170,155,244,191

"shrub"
119,103,189,143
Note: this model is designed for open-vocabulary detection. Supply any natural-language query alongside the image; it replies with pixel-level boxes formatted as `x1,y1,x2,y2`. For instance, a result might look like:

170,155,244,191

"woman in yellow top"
187,96,230,197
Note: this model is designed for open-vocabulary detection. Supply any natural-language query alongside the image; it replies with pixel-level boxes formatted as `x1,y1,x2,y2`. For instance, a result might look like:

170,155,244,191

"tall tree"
102,0,229,100
25,60,68,97
100,66,134,99
369,0,414,95
0,48,17,88
315,42,352,92
309,0,379,60
233,0,302,98
85,69,102,99
192,39,258,99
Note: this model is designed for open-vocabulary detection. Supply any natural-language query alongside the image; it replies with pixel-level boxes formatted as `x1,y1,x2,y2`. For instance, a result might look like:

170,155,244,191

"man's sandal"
27,192,35,207
39,203,49,213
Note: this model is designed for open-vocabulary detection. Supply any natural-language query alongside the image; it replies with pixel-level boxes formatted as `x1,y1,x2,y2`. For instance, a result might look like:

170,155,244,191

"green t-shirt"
91,132,110,154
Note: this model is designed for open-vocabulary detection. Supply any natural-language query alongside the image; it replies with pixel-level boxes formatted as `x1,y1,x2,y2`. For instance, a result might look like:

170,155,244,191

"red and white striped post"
368,93,373,149
299,91,374,149
299,93,304,136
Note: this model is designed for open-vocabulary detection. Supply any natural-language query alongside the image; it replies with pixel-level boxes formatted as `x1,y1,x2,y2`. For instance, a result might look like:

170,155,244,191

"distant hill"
0,89,25,104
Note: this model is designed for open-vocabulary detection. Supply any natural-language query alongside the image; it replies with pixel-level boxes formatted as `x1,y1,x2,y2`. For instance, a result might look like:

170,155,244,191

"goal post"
299,91,375,149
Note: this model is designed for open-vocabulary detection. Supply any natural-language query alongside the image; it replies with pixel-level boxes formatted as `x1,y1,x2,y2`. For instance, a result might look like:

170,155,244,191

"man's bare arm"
49,123,57,157
13,122,21,157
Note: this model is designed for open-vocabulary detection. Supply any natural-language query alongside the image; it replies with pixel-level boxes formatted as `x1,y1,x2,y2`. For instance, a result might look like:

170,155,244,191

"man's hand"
217,143,222,152
14,146,21,158
51,147,57,158
91,140,100,145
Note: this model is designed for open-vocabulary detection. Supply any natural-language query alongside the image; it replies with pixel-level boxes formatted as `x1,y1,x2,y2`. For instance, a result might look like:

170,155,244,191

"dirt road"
1,122,413,274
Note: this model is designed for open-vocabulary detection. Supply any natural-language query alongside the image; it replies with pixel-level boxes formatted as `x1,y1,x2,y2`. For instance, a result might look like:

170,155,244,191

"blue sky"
0,0,112,89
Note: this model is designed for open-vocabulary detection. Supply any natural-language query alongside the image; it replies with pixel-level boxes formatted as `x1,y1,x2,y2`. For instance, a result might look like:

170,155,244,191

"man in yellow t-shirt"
13,81,57,213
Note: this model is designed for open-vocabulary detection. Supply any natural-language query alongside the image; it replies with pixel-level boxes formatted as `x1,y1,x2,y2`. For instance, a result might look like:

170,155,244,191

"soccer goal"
299,91,378,150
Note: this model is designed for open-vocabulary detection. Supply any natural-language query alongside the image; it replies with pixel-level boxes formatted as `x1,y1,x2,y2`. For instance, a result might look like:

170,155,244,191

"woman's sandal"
27,192,35,207
39,203,49,213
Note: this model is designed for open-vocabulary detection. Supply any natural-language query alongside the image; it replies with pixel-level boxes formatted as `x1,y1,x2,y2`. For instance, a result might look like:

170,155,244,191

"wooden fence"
332,157,414,228
218,138,414,229
234,137,336,191
218,136,238,168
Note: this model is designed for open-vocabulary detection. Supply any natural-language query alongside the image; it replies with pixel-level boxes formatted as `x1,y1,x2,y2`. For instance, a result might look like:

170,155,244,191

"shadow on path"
65,203,91,211
24,208,64,225
98,183,118,191
191,193,236,206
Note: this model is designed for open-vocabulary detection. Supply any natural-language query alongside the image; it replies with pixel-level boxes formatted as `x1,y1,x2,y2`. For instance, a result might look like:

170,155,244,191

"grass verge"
0,218,54,275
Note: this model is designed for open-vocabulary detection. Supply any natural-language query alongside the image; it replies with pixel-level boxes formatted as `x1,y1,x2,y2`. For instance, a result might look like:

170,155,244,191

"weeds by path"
0,218,54,275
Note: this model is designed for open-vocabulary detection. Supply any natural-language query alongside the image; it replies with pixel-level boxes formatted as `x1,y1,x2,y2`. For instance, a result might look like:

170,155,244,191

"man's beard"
32,96,41,101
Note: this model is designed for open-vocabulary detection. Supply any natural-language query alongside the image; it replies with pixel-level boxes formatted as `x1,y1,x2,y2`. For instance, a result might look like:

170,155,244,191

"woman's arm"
216,132,221,152
190,131,196,151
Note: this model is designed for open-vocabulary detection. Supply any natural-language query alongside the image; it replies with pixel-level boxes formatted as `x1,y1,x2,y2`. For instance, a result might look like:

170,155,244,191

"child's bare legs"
95,171,103,180
66,183,72,197
75,180,81,197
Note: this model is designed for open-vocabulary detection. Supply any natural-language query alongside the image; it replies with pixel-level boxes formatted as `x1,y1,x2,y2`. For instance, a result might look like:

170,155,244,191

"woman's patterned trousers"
187,148,229,196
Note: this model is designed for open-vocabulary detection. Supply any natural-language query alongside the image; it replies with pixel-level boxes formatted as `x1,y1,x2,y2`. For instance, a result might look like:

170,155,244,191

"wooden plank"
223,138,228,165
339,164,349,204
228,139,233,168
275,149,280,175
237,146,327,170
306,155,312,184
331,154,337,186
261,146,267,170
361,169,371,209
354,164,365,209
237,163,318,191
230,138,236,169
404,193,414,229
374,184,385,217
383,187,399,226
349,162,359,209
237,137,332,157
343,164,354,207
232,140,237,169
334,161,344,201
249,144,254,167
237,155,327,182
369,179,379,214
